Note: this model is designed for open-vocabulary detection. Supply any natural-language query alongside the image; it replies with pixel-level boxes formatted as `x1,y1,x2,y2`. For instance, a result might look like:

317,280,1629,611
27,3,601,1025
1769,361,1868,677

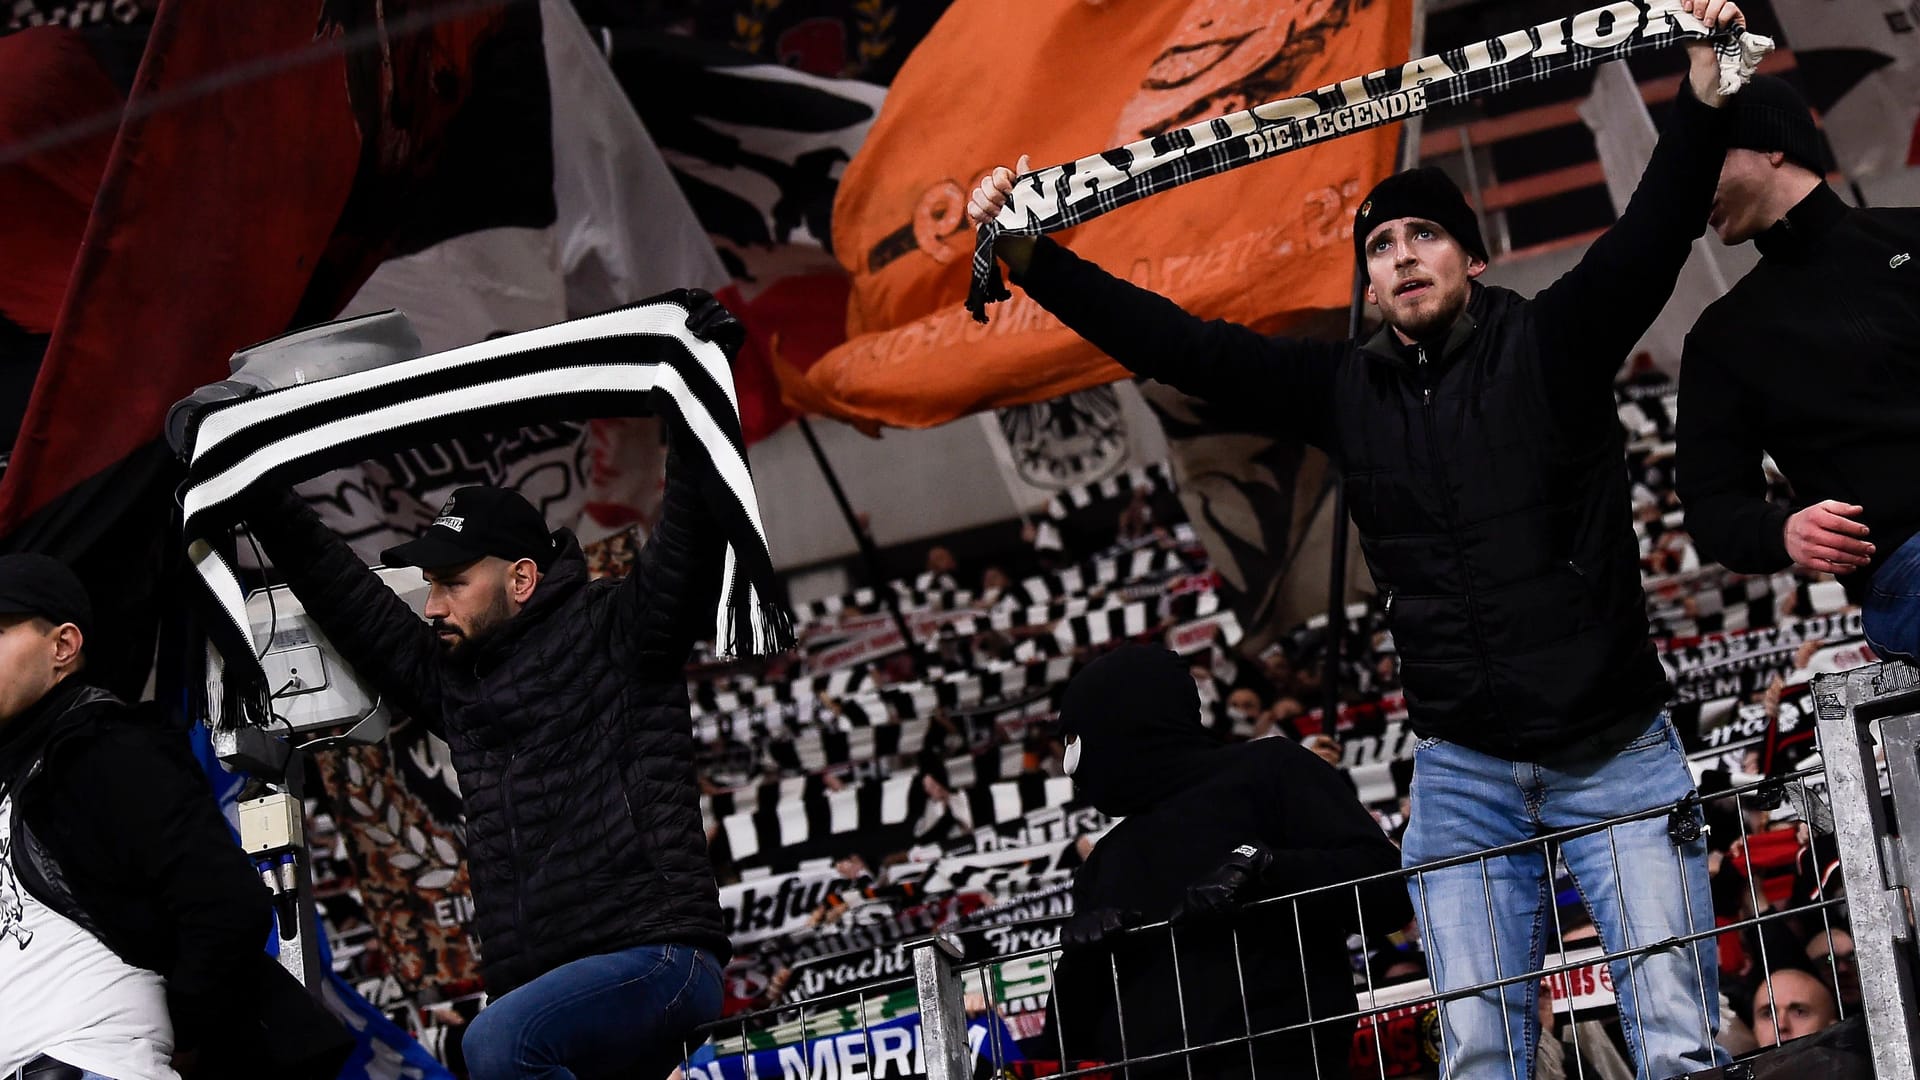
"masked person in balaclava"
1044,645,1410,1078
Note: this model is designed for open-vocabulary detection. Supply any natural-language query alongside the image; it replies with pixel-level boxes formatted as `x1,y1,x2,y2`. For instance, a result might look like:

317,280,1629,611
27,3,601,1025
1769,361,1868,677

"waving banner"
965,0,1770,319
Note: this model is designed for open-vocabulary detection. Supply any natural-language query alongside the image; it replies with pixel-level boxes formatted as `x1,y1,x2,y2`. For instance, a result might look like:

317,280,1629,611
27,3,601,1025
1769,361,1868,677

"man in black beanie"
966,2,1749,1075
1678,74,1920,661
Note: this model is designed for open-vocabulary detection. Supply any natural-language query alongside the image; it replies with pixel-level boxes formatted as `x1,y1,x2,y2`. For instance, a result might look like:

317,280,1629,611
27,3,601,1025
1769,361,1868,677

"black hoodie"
1046,645,1410,1078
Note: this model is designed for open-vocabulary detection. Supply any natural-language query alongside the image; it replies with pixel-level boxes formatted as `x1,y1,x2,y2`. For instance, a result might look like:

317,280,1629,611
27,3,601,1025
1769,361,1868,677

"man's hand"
1171,844,1273,924
1681,0,1744,107
1784,500,1874,576
966,154,1039,275
681,288,747,358
1063,906,1138,949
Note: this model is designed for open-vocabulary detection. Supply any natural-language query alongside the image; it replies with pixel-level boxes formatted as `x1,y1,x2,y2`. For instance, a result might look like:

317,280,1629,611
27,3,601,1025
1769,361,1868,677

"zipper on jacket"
1415,346,1503,722
502,751,530,943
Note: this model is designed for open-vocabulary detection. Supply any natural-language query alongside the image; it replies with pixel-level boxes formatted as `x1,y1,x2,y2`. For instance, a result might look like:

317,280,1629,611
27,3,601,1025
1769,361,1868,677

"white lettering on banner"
718,869,841,946
431,895,476,928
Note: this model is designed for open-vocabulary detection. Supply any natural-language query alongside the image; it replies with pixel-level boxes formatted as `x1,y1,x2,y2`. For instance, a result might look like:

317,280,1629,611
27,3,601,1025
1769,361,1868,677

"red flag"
0,0,514,533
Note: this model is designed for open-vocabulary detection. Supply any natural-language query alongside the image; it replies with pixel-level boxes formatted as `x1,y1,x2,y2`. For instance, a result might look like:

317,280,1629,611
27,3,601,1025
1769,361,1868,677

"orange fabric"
796,0,1413,430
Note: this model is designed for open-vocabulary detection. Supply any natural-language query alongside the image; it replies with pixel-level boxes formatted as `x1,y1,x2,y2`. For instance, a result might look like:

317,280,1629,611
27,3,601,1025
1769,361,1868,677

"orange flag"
797,0,1413,430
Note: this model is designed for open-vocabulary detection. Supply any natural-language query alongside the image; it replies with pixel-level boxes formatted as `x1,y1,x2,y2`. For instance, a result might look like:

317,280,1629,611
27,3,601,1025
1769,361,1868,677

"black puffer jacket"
248,441,728,995
1014,82,1730,760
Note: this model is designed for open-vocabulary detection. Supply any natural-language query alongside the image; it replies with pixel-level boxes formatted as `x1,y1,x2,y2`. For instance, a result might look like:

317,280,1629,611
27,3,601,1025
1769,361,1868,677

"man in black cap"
966,3,1746,1075
240,297,743,1080
1678,74,1920,661
0,554,348,1080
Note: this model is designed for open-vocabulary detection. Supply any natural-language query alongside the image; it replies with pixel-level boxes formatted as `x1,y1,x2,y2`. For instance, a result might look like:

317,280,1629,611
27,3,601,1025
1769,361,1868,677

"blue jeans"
463,944,723,1080
1402,713,1727,1080
1865,532,1920,661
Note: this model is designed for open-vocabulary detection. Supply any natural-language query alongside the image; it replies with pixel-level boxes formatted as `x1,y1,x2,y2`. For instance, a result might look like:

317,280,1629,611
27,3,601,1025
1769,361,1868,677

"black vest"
1336,285,1669,759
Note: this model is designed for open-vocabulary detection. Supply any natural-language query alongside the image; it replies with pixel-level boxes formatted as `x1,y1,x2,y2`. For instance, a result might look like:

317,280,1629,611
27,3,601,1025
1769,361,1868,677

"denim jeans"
1402,713,1727,1080
462,944,722,1080
1865,531,1920,661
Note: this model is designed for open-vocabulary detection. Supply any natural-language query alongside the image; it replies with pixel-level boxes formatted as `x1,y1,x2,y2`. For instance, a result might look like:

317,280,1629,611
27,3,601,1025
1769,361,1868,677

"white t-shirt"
0,794,179,1080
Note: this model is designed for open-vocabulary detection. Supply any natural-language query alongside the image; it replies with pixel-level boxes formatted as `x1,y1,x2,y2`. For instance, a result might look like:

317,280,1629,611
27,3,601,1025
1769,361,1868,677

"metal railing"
680,659,1920,1080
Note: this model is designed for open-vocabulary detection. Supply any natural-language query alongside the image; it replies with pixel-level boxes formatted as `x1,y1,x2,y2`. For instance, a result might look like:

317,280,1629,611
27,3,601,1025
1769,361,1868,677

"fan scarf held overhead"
966,0,1772,322
169,292,796,730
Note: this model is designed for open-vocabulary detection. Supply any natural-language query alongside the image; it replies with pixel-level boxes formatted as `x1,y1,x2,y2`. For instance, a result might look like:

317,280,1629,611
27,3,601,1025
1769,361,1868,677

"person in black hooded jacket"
969,6,1748,1076
0,554,349,1080
240,297,745,1080
1042,645,1409,1079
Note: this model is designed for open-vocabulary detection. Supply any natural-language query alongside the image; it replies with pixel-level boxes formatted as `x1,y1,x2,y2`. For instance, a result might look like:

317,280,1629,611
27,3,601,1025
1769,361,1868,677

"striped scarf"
967,0,1771,321
179,298,795,718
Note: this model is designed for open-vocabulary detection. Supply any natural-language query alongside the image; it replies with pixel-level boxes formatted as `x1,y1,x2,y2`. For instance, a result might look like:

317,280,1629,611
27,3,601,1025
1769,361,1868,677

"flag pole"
796,417,923,676
1322,0,1427,728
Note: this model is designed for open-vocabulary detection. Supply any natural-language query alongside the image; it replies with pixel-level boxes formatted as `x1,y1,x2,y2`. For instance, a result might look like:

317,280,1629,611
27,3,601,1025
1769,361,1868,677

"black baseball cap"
0,554,94,641
380,486,557,571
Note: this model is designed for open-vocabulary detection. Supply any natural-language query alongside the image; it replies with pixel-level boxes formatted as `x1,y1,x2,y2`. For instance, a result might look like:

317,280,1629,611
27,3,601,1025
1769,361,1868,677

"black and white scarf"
180,298,795,715
967,0,1770,320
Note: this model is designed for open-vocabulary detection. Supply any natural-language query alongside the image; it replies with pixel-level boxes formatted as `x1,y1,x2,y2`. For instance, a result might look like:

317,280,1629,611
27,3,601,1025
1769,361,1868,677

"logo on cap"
438,495,459,516
434,516,466,533
1359,199,1372,219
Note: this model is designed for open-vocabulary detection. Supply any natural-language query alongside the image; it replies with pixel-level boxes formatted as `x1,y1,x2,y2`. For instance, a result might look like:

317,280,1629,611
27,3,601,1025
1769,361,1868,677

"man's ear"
52,622,84,674
1466,257,1489,279
1768,150,1788,169
508,559,541,604
1364,281,1379,306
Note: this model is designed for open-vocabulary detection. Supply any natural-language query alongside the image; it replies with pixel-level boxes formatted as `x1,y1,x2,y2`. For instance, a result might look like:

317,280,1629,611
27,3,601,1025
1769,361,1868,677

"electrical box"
238,792,304,855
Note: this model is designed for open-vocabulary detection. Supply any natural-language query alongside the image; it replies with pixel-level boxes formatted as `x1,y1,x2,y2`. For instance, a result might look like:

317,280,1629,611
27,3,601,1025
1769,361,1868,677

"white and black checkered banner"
966,0,1770,319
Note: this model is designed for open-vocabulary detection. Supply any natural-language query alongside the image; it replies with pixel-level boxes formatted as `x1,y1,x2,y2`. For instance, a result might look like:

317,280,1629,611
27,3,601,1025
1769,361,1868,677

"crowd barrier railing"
681,659,1920,1080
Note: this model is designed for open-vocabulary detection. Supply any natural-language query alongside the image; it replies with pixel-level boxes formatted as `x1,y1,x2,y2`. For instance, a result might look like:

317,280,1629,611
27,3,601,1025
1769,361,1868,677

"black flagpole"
795,417,922,676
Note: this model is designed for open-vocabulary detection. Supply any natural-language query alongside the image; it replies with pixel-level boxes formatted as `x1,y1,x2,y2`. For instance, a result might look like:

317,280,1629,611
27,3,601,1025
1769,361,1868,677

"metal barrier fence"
680,660,1920,1080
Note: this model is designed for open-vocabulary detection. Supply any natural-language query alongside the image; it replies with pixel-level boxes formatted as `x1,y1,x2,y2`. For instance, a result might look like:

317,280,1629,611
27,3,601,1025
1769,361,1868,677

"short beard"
1389,292,1467,344
435,589,514,662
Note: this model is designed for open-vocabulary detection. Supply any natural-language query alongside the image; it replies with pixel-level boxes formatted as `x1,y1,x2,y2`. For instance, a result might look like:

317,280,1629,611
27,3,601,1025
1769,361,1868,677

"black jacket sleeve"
242,488,446,730
1531,79,1731,404
612,426,728,678
1011,238,1345,450
1256,743,1411,933
69,722,272,1055
1675,327,1793,572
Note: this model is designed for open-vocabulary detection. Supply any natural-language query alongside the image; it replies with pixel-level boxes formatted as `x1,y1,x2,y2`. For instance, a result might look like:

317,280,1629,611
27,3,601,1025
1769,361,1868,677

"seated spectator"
1224,687,1265,739
1751,968,1838,1046
1805,928,1860,1014
980,564,1012,601
921,545,960,590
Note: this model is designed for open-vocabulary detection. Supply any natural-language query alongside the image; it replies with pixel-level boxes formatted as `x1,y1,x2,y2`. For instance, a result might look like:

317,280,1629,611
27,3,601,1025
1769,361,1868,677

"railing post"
913,937,973,1080
1813,660,1920,1079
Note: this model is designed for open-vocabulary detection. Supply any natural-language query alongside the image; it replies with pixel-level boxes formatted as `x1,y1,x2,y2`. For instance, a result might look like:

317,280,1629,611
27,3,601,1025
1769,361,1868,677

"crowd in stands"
308,366,1875,1075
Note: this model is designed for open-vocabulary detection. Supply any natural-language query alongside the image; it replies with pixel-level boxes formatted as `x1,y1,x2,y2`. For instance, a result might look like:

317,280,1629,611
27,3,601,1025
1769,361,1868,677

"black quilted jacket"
249,447,729,995
1014,81,1731,759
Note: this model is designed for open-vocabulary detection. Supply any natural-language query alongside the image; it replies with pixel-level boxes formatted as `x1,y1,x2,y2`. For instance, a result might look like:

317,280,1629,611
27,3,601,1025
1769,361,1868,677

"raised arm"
611,427,727,679
1531,2,1740,400
970,161,1343,448
243,487,447,729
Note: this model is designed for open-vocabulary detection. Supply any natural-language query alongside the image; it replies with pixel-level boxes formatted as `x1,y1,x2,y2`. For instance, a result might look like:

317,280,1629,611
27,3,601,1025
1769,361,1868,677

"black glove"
679,288,747,358
1171,844,1273,924
1063,907,1139,949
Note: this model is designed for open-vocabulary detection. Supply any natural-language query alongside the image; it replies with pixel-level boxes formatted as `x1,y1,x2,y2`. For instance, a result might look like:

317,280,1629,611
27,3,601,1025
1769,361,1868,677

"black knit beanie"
1353,166,1489,265
1728,75,1828,174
